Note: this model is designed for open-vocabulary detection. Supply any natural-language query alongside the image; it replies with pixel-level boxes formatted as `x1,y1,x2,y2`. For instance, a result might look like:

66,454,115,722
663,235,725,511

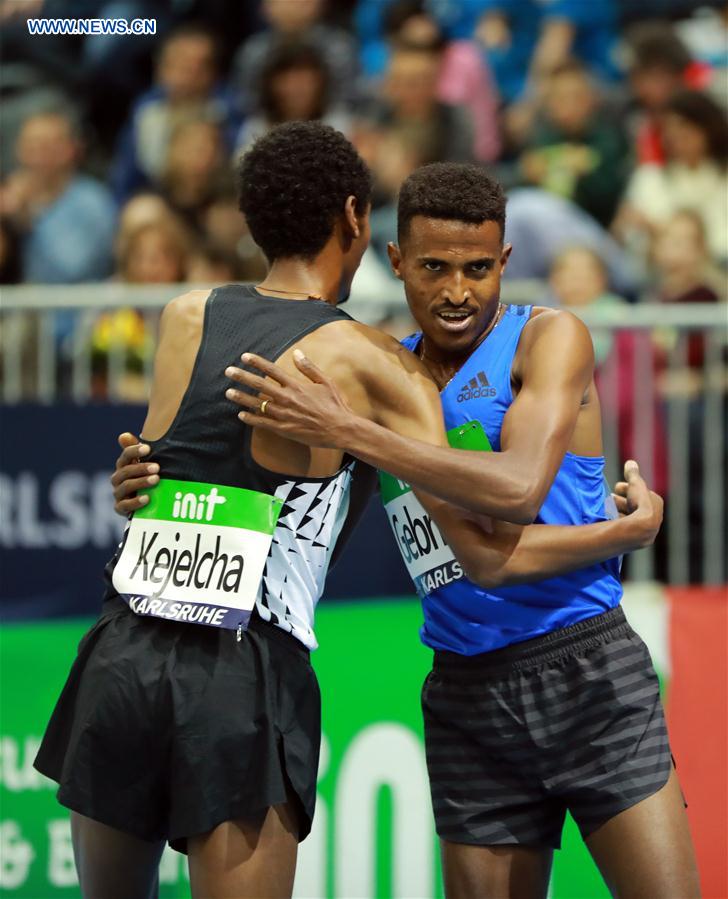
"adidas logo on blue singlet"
457,371,496,403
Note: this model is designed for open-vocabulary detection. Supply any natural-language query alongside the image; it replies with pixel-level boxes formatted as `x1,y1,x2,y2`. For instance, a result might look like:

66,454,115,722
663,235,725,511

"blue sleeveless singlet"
401,304,622,655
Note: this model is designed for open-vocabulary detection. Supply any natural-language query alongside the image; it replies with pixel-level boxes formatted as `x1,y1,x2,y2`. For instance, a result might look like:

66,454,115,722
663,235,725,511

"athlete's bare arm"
419,462,661,589
221,319,661,583
140,289,208,440
225,309,597,523
114,431,660,591
112,312,661,588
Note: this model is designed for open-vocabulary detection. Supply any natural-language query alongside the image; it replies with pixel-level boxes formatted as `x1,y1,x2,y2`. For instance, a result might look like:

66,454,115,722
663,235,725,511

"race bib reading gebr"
112,478,282,630
379,421,492,598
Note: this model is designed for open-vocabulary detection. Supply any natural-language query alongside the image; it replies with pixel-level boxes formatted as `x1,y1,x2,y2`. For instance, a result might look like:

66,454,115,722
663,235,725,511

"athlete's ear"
387,242,404,280
500,242,513,273
343,195,360,239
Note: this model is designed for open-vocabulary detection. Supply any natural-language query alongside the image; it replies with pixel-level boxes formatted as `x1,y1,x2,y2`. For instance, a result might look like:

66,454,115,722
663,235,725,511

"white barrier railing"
1,283,726,586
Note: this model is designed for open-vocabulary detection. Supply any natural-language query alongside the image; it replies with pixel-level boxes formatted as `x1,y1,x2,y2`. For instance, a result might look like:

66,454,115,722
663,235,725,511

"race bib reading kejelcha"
112,478,282,630
379,421,492,598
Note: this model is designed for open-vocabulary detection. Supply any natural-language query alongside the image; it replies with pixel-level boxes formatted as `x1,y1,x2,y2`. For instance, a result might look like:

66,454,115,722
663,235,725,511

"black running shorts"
34,595,320,851
422,606,673,848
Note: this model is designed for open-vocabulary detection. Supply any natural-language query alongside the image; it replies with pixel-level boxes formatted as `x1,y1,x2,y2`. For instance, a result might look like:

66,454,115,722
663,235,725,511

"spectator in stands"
503,188,639,298
114,184,267,284
111,23,239,203
232,0,358,113
615,89,728,266
527,0,618,85
0,110,116,284
549,245,668,499
354,40,476,263
115,193,174,244
201,199,268,281
234,40,352,155
475,0,617,105
349,120,420,265
356,0,485,78
365,42,475,166
117,216,190,285
622,22,694,166
91,213,192,398
650,211,724,306
518,59,629,227
159,120,233,235
187,240,244,285
676,4,728,107
360,0,500,162
648,210,724,385
474,0,539,105
548,246,627,362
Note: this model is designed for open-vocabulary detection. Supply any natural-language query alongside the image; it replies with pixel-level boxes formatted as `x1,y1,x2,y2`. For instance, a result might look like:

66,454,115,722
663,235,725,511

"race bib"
379,421,492,597
112,478,282,630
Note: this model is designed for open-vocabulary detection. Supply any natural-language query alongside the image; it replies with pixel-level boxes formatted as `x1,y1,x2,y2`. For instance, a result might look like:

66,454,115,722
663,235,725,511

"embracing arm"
227,311,594,524
418,460,662,589
111,427,662,583
338,312,593,522
224,321,661,580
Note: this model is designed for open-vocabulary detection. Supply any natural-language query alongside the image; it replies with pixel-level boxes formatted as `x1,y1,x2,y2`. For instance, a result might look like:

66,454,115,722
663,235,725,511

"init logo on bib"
112,478,282,630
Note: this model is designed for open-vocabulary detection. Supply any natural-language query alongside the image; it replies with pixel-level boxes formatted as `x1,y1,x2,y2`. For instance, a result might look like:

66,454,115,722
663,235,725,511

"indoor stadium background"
0,1,726,897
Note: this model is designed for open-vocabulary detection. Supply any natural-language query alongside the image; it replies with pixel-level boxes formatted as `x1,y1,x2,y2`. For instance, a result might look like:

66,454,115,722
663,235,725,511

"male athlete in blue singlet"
221,164,700,898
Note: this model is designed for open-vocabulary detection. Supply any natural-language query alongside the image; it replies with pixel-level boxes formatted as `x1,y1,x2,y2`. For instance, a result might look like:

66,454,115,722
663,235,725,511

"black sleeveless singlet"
105,284,357,648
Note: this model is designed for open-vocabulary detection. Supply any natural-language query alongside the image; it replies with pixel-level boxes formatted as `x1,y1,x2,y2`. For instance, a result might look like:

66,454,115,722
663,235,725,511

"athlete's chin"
426,320,481,354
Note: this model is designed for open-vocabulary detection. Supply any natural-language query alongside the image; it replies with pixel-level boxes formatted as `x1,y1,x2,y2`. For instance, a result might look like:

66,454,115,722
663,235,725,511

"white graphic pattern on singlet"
255,461,354,650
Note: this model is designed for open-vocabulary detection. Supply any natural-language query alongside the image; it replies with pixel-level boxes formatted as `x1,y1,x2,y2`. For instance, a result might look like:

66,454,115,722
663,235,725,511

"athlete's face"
389,217,511,356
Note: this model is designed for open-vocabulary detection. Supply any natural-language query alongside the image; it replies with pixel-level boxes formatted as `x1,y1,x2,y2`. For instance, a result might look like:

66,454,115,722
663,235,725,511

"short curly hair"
237,121,372,261
397,162,506,244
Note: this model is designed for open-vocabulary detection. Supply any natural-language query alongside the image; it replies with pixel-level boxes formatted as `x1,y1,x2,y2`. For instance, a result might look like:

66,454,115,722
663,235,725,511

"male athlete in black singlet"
88,127,664,898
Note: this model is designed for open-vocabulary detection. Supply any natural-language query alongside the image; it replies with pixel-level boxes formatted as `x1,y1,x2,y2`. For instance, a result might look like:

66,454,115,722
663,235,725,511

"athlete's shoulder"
513,306,594,384
304,319,435,411
521,306,593,351
161,289,211,324
157,290,211,348
317,319,423,371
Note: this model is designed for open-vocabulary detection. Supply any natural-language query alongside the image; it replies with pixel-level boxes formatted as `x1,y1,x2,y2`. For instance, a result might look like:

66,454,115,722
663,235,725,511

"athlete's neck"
420,303,503,387
256,256,342,306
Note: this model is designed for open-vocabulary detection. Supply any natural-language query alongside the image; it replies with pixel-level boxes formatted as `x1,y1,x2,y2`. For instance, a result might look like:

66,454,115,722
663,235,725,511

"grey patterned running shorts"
422,606,674,848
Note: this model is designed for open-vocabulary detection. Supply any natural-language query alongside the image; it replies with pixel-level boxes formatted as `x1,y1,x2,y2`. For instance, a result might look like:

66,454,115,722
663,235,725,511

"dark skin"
228,219,602,524
114,222,664,590
213,217,699,899
110,212,682,898
74,196,375,899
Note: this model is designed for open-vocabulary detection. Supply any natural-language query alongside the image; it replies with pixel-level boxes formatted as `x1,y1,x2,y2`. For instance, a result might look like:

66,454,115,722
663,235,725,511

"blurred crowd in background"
0,0,726,583
0,0,726,362
2,0,726,287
